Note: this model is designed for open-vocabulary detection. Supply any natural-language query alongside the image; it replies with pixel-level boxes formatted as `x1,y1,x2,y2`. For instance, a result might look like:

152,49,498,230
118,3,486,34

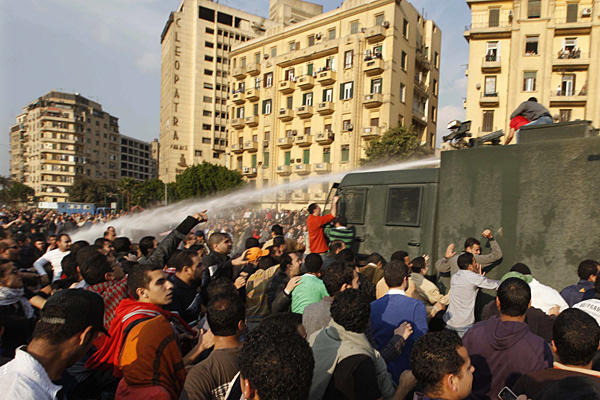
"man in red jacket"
306,196,338,254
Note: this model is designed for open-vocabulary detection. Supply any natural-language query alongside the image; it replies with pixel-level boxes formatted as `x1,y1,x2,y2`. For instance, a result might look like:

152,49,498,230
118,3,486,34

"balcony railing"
482,55,501,71
316,101,334,115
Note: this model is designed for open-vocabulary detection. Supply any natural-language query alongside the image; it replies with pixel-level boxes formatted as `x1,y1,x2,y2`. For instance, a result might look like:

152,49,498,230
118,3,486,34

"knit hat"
501,271,533,284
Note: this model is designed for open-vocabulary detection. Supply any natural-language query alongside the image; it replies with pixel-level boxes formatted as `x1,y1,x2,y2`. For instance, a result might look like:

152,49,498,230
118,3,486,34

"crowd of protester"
0,201,599,400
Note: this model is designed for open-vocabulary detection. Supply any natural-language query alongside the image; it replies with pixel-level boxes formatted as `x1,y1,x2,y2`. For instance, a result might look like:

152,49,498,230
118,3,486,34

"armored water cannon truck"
327,121,599,289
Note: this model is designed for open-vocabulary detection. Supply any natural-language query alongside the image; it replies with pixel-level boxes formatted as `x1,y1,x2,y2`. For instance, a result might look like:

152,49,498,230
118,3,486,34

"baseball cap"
41,288,109,336
246,247,269,262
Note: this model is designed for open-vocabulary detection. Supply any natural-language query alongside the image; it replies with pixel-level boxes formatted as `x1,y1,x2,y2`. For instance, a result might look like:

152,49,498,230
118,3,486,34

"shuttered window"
482,110,494,132
528,0,541,18
489,8,500,27
566,3,578,22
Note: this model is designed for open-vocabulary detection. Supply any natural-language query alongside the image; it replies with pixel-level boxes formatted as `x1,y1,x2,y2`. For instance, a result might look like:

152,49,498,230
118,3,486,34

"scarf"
0,286,34,318
86,298,193,376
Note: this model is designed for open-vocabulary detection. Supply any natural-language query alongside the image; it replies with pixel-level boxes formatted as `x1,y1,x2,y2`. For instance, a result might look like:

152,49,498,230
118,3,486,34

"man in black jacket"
165,250,203,324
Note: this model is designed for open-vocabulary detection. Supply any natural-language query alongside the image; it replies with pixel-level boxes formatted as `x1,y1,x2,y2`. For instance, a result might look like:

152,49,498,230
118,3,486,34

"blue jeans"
517,115,553,143
447,324,472,338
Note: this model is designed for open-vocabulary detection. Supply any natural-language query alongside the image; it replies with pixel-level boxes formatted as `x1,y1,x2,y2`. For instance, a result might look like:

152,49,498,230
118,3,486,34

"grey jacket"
510,101,551,121
435,239,502,275
139,215,200,266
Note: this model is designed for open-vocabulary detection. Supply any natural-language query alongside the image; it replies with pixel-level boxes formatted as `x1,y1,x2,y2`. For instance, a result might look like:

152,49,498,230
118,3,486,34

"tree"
117,177,138,210
174,162,244,200
362,125,433,165
70,176,117,204
131,178,165,208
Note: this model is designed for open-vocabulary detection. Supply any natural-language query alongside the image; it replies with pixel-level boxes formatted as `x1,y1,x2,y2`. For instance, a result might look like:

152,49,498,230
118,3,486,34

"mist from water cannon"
70,156,440,242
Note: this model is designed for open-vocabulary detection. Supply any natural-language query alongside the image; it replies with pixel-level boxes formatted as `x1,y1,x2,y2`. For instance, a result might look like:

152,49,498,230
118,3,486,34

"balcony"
296,105,313,119
364,58,384,76
232,92,245,104
277,137,293,148
361,126,381,139
316,70,336,85
316,131,334,144
316,101,334,115
294,135,313,147
294,164,311,175
232,118,245,129
363,93,383,108
416,52,431,70
414,78,429,94
276,165,292,175
279,80,296,94
246,88,260,101
276,191,290,201
213,143,227,152
297,75,315,90
232,66,246,79
231,143,244,153
464,21,512,40
314,162,332,173
278,108,294,121
313,191,327,201
242,167,257,177
365,25,387,43
479,92,499,106
552,51,590,71
246,63,260,76
244,141,258,152
245,116,259,127
292,191,309,202
481,55,501,72
549,90,587,106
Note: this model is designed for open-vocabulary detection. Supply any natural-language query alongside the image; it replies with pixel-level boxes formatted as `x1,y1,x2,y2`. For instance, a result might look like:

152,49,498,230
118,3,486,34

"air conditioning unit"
346,124,354,131
508,10,513,18
361,27,367,33
263,141,269,148
263,53,269,59
243,167,250,173
581,8,592,16
291,130,298,136
382,21,390,28
315,32,322,40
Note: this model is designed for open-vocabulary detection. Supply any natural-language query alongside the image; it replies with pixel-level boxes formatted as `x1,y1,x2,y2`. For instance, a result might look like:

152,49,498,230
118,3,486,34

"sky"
0,0,471,177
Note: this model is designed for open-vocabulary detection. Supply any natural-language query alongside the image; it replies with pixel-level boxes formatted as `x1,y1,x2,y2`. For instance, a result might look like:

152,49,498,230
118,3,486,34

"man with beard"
166,250,204,324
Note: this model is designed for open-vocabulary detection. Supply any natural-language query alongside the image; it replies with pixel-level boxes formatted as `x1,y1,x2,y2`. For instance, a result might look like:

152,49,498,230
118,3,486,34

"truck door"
384,185,425,260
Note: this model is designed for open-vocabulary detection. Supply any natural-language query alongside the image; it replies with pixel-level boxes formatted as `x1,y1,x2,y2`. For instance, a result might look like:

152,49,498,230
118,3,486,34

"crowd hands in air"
0,202,599,400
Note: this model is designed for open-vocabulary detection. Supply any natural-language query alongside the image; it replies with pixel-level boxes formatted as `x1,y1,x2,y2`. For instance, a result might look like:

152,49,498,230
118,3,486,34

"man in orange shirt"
306,196,339,254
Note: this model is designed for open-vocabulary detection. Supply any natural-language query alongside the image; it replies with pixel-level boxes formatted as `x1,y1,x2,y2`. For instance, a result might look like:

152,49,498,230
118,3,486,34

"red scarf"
86,298,193,376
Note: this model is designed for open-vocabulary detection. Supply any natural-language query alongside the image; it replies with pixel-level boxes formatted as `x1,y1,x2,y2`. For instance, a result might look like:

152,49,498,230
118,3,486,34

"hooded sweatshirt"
462,316,552,400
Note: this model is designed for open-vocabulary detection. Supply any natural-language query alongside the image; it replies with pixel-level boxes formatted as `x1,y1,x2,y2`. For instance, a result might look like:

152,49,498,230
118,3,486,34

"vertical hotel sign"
171,17,187,153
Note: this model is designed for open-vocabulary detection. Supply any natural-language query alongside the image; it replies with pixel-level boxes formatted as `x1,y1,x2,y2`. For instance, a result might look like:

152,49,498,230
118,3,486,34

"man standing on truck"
505,97,553,144
435,229,502,292
306,196,339,254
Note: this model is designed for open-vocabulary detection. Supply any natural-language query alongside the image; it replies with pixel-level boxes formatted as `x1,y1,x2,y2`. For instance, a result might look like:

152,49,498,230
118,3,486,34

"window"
344,50,353,69
323,88,333,102
205,41,214,48
251,154,257,168
263,152,269,168
340,82,354,100
342,188,367,224
401,51,407,70
205,27,214,34
205,55,214,62
308,35,315,46
528,0,541,18
431,106,437,122
400,83,406,103
195,150,203,157
254,77,261,88
482,110,494,132
284,68,295,81
270,47,277,57
484,76,497,95
264,72,273,88
323,147,330,163
302,92,313,106
304,127,311,136
434,51,439,68
341,145,350,162
236,107,244,119
303,149,310,164
286,96,293,109
433,79,438,96
561,74,576,96
488,8,500,27
375,14,385,26
386,187,422,226
485,41,500,61
566,3,578,22
199,6,215,22
398,115,404,127
253,103,259,116
343,119,352,131
254,52,261,64
371,78,382,94
289,41,296,52
284,151,291,165
370,117,379,127
523,71,536,91
525,36,539,55
350,21,359,34
203,123,212,130
328,28,336,40
402,19,409,38
203,96,212,103
204,69,213,76
262,99,272,114
559,109,571,122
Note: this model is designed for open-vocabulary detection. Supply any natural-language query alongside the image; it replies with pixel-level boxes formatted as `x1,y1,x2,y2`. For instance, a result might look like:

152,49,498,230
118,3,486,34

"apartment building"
120,135,158,181
464,0,600,137
227,0,441,205
159,0,306,182
9,91,157,202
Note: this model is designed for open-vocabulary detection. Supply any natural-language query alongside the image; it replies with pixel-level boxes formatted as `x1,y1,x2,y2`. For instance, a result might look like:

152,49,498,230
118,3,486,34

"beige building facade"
159,0,289,182
464,0,600,137
227,0,441,205
9,91,156,202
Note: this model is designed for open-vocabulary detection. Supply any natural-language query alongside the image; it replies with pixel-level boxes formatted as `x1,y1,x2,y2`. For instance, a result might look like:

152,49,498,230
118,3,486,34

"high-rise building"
159,0,304,182
227,0,441,205
9,91,157,202
463,0,600,137
119,135,158,181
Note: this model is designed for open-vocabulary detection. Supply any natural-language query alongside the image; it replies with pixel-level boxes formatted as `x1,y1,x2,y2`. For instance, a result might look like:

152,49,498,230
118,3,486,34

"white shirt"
386,288,407,296
444,269,500,328
33,248,70,281
573,298,600,325
529,278,569,314
0,346,62,400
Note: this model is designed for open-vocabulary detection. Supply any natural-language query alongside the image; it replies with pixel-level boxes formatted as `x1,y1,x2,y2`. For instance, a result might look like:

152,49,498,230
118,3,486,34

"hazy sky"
0,0,470,177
